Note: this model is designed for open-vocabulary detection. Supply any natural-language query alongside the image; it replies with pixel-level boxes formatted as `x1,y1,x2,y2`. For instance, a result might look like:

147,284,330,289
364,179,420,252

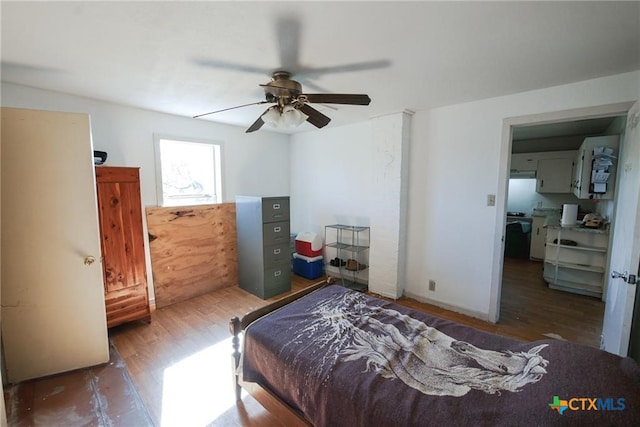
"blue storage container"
292,253,324,279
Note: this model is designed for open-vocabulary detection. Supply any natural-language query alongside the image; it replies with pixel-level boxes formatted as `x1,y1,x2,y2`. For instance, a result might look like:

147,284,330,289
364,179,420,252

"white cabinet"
510,153,537,173
536,158,573,193
529,216,547,260
572,135,619,200
543,226,609,298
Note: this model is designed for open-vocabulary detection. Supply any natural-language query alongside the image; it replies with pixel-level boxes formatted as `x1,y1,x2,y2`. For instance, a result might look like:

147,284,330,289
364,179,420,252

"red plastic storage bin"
295,232,323,257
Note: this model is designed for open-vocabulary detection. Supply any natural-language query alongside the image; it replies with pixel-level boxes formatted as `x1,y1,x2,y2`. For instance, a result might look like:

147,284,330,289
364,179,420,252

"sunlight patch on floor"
161,337,235,427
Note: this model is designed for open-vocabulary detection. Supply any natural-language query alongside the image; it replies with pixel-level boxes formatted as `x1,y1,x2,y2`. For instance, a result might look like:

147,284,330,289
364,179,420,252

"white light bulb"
262,107,282,128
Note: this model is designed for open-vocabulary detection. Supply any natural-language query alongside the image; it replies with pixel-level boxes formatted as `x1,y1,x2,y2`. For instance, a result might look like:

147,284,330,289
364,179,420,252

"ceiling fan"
193,70,371,133
192,16,383,132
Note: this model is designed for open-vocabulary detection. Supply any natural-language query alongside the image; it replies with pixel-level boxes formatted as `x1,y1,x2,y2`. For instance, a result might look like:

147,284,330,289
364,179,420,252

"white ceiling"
1,1,639,133
511,116,620,153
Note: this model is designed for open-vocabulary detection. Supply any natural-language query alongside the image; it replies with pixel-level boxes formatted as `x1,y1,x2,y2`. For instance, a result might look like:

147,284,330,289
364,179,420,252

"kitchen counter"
545,223,609,234
507,215,532,223
532,207,561,218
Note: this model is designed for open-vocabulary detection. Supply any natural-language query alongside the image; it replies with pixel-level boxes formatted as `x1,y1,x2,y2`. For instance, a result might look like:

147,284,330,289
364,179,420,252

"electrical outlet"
487,194,496,206
428,280,436,291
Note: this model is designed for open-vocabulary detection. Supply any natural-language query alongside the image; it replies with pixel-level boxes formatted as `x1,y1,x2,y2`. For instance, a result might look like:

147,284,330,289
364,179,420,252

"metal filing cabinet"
236,196,291,299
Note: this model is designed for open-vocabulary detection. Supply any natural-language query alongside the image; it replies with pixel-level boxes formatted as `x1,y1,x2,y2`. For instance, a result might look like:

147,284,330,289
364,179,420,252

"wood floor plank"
4,345,152,426
109,266,603,426
6,259,603,426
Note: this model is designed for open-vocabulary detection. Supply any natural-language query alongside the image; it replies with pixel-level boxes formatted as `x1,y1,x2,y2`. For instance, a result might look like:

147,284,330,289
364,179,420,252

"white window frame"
153,134,224,207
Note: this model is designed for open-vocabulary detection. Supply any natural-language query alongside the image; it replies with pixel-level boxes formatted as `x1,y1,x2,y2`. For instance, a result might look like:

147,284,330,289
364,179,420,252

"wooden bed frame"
230,278,640,425
229,278,331,426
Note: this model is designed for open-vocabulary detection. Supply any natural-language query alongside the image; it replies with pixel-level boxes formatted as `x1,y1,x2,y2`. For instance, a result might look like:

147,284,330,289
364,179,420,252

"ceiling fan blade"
246,110,270,133
298,59,391,78
297,103,331,129
300,94,371,106
193,100,270,119
295,79,328,93
193,59,272,75
276,16,301,71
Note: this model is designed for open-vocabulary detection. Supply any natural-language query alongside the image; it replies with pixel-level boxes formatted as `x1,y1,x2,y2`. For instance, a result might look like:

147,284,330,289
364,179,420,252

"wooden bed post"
228,279,330,409
229,316,242,401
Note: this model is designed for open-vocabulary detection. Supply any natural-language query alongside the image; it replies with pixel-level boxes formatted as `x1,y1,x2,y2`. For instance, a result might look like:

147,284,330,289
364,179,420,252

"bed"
230,280,640,426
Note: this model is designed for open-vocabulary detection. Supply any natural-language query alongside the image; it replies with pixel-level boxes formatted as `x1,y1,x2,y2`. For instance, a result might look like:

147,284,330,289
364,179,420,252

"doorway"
494,105,631,348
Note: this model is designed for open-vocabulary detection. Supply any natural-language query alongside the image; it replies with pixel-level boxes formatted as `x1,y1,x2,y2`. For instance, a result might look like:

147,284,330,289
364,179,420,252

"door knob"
611,270,637,284
84,256,97,266
611,270,628,280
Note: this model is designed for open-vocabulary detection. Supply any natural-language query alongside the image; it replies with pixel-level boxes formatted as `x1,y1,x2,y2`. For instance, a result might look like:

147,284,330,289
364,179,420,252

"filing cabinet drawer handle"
274,270,282,277
274,248,281,255
274,226,281,233
273,203,280,210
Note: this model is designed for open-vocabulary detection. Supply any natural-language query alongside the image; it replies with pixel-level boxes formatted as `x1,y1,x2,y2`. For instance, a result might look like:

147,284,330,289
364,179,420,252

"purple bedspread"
242,285,640,426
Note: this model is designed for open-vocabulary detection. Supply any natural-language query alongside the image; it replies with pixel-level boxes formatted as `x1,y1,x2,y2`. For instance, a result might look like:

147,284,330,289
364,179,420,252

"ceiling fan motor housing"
263,71,302,100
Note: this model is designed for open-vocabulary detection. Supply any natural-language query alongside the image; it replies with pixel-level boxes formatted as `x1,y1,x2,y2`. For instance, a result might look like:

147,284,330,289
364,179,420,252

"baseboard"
402,290,492,323
369,289,401,300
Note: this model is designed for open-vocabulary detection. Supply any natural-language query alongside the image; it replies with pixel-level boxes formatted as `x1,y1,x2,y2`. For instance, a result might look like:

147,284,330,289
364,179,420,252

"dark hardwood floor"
4,260,604,426
381,257,604,347
3,345,153,426
498,257,604,346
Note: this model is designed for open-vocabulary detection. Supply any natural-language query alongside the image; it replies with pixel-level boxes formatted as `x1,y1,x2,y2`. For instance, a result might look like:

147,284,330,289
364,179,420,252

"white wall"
368,112,411,298
507,178,595,215
291,70,639,320
290,121,374,234
406,71,639,319
0,83,291,206
1,82,291,305
3,71,639,321
290,111,410,298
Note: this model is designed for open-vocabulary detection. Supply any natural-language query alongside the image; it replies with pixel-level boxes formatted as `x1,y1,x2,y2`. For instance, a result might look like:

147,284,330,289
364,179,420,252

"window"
154,136,223,207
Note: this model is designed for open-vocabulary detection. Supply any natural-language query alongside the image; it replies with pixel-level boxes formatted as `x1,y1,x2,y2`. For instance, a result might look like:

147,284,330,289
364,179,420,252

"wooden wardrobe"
95,166,151,327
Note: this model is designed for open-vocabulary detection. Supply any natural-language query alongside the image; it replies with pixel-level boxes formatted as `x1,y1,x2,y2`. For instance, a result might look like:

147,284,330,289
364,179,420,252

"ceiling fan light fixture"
262,107,282,128
261,105,308,130
281,105,307,128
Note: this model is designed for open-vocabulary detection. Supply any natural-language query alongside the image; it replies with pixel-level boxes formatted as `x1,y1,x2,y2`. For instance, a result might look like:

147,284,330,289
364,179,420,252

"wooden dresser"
95,166,151,327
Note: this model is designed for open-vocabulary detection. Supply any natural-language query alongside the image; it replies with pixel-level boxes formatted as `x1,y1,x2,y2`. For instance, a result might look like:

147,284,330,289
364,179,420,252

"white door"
1,107,109,382
602,102,640,356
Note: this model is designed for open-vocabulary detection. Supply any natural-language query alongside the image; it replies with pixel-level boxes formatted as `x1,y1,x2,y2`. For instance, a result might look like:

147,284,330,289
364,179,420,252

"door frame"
489,101,636,324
